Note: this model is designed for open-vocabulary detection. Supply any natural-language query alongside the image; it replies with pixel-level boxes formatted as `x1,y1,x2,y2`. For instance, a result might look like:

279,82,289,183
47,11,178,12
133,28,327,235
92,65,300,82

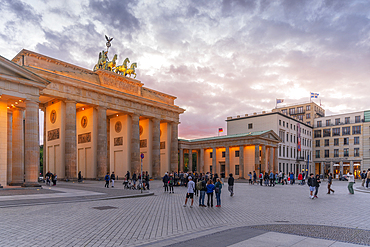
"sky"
1,0,370,140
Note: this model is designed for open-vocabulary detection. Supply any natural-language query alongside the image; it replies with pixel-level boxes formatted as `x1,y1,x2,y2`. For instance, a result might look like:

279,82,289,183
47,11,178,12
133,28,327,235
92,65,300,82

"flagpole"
275,98,277,109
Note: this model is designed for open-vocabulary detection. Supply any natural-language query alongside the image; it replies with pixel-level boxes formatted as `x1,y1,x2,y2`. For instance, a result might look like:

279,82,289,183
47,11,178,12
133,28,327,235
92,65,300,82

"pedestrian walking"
198,177,207,207
111,172,115,188
104,172,110,188
248,172,252,184
347,172,355,194
259,172,263,186
253,171,257,185
298,173,303,185
269,171,274,187
314,174,321,198
193,175,199,197
278,171,282,184
327,173,335,194
281,172,285,185
290,172,294,185
145,171,150,190
78,171,82,183
264,172,269,186
308,173,316,199
125,171,130,181
228,173,234,196
132,172,137,188
366,169,370,188
163,173,169,192
169,174,175,193
361,170,366,187
215,178,223,207
206,179,215,207
183,177,195,208
52,173,57,186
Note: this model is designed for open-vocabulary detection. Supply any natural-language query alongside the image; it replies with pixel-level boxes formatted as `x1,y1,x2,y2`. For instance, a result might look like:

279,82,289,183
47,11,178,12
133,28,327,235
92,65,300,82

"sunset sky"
1,0,370,140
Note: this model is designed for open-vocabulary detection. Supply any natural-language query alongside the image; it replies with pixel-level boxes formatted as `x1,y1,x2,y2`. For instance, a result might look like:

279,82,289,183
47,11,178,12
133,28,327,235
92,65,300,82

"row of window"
315,148,360,158
278,120,312,136
279,145,311,160
282,105,311,116
279,131,312,147
210,151,240,159
315,137,360,147
314,126,361,138
317,116,361,127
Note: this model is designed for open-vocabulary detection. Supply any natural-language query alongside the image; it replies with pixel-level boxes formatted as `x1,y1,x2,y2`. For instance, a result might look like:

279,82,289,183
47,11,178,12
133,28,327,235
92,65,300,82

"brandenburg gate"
0,41,184,186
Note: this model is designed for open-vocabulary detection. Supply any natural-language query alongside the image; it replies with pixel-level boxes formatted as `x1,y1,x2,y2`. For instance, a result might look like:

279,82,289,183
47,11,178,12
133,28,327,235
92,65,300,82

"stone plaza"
0,180,369,246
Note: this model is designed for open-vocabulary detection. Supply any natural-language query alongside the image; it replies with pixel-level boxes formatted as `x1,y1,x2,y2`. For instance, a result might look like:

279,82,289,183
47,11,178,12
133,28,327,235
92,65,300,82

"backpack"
196,180,203,190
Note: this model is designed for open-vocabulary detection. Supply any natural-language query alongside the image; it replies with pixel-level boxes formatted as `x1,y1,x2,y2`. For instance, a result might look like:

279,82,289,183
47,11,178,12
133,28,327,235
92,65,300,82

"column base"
21,182,42,187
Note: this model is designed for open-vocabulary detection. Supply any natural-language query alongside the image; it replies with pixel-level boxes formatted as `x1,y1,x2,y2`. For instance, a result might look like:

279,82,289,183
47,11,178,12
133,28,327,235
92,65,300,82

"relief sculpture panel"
47,128,60,141
78,132,91,144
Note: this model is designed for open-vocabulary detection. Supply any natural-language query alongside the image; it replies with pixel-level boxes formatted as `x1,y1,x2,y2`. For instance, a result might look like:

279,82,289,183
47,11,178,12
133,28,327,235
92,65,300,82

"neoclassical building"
0,49,184,186
178,130,281,178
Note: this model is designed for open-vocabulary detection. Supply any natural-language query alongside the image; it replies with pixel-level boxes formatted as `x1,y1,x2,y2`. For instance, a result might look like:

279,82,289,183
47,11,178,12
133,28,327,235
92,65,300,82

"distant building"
272,101,325,126
226,111,313,175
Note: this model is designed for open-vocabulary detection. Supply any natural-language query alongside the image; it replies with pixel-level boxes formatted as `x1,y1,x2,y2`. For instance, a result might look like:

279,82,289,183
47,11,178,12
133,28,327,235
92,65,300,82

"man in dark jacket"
199,177,207,207
163,173,169,192
104,172,110,188
228,173,235,196
307,173,316,199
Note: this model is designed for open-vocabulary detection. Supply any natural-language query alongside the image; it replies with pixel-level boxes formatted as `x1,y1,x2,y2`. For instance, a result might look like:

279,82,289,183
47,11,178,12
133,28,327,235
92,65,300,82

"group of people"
247,171,307,186
45,171,57,186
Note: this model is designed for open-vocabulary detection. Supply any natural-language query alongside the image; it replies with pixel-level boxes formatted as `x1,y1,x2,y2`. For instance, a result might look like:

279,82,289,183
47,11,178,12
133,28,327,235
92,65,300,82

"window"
353,126,361,134
324,139,329,146
283,146,285,157
344,148,349,157
354,136,360,145
289,108,295,114
355,116,361,123
291,147,292,158
326,120,331,126
291,124,292,129
294,125,295,130
342,127,350,135
334,149,339,157
283,121,285,127
297,106,303,113
210,152,213,158
314,130,322,138
306,113,311,119
325,150,329,158
345,117,350,124
306,121,311,125
344,137,349,145
279,120,281,125
222,151,225,158
290,134,292,142
315,140,320,147
323,129,331,137
279,130,285,142
235,165,240,175
306,105,311,111
298,115,303,120
279,146,281,156
335,118,340,125
248,123,253,129
282,109,287,114
354,148,360,157
332,128,340,136
235,151,239,157
315,150,320,158
286,133,289,142
317,121,322,127
334,138,339,146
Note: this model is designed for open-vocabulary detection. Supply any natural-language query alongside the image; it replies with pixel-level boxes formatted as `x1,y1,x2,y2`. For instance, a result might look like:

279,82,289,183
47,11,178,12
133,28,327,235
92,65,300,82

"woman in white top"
347,172,355,194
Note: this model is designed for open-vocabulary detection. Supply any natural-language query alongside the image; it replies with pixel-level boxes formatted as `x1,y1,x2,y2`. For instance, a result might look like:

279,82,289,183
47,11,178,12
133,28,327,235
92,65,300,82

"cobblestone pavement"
0,180,369,246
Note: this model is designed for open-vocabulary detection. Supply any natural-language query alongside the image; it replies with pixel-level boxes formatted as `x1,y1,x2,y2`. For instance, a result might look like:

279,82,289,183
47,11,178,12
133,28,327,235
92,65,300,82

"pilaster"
200,148,205,174
170,122,178,172
97,106,108,177
152,118,161,178
188,149,193,172
179,148,184,171
131,114,140,173
212,147,217,174
239,145,244,178
65,100,77,179
225,146,230,175
255,145,260,172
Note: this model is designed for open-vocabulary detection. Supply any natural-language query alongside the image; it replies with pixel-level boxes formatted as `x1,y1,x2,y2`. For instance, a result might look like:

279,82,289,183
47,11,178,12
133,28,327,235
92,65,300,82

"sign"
141,153,144,159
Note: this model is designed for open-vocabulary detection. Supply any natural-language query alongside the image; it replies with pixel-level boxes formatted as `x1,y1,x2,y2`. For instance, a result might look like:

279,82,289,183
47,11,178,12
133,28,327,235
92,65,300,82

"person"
327,172,335,194
45,171,52,186
290,172,294,185
78,171,82,183
366,169,370,188
314,174,321,198
213,173,219,184
220,172,225,183
282,172,285,185
278,171,282,184
145,171,150,190
269,171,274,187
199,177,207,207
125,171,130,181
297,173,302,185
361,170,367,187
163,173,169,192
228,173,234,196
168,173,174,193
264,172,269,186
111,172,115,188
301,172,306,185
248,172,252,184
347,172,355,194
193,175,199,197
206,179,215,207
104,172,110,188
253,171,257,185
308,173,316,199
132,172,137,188
259,172,263,186
52,173,57,186
215,178,223,207
183,176,195,208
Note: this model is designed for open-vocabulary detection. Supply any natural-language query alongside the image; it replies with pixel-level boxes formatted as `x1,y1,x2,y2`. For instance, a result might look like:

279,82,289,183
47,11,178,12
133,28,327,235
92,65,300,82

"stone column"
350,161,354,173
261,145,266,173
212,147,217,174
131,114,140,173
255,145,260,172
170,122,179,172
225,146,230,175
179,148,184,171
274,147,278,173
0,101,7,187
321,162,324,175
200,148,205,173
268,147,273,172
24,100,39,184
330,161,333,174
340,161,343,176
152,118,161,178
188,149,193,172
11,108,23,185
97,106,108,178
239,145,244,178
7,112,12,184
65,101,77,179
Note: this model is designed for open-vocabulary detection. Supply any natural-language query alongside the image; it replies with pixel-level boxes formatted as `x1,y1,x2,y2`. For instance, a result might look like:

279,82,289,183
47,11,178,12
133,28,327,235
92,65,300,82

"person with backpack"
215,178,223,207
228,173,234,196
163,173,169,192
197,177,207,207
206,179,215,207
104,172,110,188
169,173,174,193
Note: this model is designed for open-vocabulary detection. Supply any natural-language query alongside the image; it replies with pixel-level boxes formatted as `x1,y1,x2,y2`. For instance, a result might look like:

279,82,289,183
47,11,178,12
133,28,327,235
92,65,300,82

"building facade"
178,130,281,179
313,110,370,178
272,101,325,126
0,49,184,186
227,112,313,175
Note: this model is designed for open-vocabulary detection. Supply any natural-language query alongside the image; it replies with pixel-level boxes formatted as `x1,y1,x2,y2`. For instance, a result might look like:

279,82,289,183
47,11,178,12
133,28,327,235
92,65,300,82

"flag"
218,128,223,133
311,92,319,98
276,99,284,104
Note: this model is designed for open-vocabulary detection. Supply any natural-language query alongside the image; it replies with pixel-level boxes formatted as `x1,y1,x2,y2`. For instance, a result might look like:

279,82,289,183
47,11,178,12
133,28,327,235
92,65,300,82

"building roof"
179,130,271,142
